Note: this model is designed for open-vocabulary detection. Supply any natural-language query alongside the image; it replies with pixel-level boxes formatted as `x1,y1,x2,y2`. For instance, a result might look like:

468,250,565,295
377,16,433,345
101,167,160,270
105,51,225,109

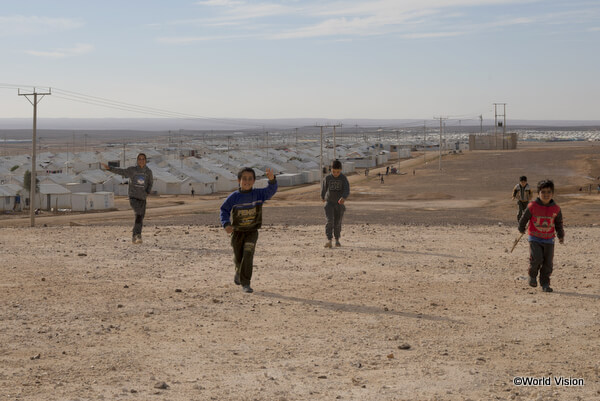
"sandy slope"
1,224,598,401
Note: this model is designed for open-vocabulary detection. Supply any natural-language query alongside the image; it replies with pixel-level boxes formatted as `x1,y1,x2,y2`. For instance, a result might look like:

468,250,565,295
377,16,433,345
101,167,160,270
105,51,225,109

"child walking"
321,160,350,248
512,175,532,222
101,153,153,244
220,168,277,293
518,179,565,292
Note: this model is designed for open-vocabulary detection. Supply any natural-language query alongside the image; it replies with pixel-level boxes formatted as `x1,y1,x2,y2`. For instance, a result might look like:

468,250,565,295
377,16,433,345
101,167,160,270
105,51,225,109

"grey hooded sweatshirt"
108,165,153,200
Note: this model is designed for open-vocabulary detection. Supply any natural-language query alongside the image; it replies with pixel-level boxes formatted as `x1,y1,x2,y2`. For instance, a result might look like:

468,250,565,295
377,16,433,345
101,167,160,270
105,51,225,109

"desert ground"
1,142,599,400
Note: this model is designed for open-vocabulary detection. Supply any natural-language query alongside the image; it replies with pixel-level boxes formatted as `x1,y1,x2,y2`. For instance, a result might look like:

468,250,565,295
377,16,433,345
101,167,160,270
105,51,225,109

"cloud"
400,31,465,39
159,0,588,42
0,15,84,36
24,43,93,58
196,0,245,5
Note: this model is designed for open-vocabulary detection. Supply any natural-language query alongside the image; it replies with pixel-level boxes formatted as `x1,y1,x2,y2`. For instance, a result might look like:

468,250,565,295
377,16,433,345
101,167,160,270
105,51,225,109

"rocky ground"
1,142,599,400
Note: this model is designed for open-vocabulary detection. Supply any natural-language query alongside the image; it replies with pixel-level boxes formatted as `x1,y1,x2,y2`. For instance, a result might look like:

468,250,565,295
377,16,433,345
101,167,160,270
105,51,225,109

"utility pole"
19,87,51,227
423,121,427,163
319,126,324,183
123,142,126,167
494,103,507,149
333,125,337,159
479,114,483,135
295,127,298,147
433,116,448,171
315,123,343,176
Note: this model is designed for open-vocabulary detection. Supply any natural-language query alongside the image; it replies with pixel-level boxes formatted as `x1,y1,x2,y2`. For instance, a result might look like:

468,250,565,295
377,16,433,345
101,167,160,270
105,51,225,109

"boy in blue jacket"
220,167,277,293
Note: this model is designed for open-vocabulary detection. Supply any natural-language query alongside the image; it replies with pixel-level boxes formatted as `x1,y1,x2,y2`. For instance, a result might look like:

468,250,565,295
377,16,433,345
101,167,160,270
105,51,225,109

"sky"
1,0,599,124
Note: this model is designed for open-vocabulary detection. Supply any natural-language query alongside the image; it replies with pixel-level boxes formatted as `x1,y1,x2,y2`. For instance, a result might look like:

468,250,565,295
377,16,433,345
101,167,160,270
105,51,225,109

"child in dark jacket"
220,168,277,293
321,160,350,248
518,179,565,292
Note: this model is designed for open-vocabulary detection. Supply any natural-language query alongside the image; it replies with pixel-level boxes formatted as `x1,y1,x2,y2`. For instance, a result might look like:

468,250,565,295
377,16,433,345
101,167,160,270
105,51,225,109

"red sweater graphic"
518,199,564,240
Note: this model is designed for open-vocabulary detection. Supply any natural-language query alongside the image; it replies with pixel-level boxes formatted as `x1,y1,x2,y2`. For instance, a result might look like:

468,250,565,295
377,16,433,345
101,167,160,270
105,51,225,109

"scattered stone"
386,353,394,359
154,381,169,390
175,289,182,293
317,375,327,379
398,344,411,350
30,354,41,360
77,253,87,257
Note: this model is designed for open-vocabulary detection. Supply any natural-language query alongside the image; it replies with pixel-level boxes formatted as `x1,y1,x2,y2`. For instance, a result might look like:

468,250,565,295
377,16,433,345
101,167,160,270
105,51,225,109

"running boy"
321,160,350,248
101,153,153,244
518,179,564,293
220,167,277,293
512,176,532,222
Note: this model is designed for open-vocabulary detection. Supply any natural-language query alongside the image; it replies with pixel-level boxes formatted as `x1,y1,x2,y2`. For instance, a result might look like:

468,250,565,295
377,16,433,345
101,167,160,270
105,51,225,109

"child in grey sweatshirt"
102,153,153,244
321,160,350,248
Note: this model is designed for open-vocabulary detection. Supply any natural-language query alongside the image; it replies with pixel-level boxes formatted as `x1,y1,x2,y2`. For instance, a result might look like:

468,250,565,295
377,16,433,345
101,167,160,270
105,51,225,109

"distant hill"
1,117,599,132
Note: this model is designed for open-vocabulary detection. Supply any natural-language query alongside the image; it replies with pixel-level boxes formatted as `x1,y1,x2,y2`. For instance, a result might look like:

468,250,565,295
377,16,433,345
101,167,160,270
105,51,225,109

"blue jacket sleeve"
255,179,278,201
220,194,234,227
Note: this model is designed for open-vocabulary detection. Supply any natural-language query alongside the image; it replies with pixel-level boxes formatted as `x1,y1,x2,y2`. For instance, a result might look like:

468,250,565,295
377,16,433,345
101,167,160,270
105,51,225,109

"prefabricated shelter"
0,184,20,212
276,173,304,187
151,170,183,195
71,191,115,212
36,183,71,210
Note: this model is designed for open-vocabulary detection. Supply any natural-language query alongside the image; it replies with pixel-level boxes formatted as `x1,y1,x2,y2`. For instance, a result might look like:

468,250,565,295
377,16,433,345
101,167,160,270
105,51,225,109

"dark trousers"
324,201,345,240
529,240,554,287
231,230,259,286
129,198,147,237
517,201,528,222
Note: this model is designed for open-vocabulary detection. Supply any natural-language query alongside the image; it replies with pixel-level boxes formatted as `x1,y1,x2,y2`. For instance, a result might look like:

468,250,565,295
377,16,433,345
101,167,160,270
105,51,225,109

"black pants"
529,240,554,287
324,201,345,240
231,230,259,286
517,201,528,222
129,198,147,237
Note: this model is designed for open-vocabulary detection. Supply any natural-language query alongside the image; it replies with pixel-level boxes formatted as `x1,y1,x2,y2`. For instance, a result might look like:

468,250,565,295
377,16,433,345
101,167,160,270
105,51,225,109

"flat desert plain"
1,142,599,401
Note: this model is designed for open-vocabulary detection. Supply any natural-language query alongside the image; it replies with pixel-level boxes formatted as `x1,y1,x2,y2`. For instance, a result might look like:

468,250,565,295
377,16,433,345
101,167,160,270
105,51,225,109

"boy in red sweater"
518,179,565,292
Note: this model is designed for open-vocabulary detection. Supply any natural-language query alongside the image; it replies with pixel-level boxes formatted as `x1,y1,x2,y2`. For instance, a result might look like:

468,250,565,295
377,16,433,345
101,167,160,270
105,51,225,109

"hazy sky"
1,0,599,122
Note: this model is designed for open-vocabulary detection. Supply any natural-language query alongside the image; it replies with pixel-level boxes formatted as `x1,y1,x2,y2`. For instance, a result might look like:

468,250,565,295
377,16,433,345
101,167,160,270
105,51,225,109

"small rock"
317,375,327,379
77,253,87,257
386,353,394,359
154,381,169,389
30,354,41,360
398,344,411,350
175,289,182,293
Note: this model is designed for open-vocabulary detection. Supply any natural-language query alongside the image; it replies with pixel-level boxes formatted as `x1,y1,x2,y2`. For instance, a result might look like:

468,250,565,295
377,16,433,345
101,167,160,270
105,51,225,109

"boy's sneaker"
542,286,553,293
234,273,241,285
242,285,253,293
335,239,341,247
132,235,142,244
324,240,332,248
528,276,537,287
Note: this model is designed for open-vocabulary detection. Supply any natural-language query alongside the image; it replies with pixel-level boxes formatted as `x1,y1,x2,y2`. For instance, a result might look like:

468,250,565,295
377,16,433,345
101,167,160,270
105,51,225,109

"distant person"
386,166,390,175
321,160,350,248
191,188,195,197
512,175,532,222
597,184,600,194
380,174,384,184
13,193,21,212
220,167,277,293
101,153,153,244
518,179,565,293
365,168,369,177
